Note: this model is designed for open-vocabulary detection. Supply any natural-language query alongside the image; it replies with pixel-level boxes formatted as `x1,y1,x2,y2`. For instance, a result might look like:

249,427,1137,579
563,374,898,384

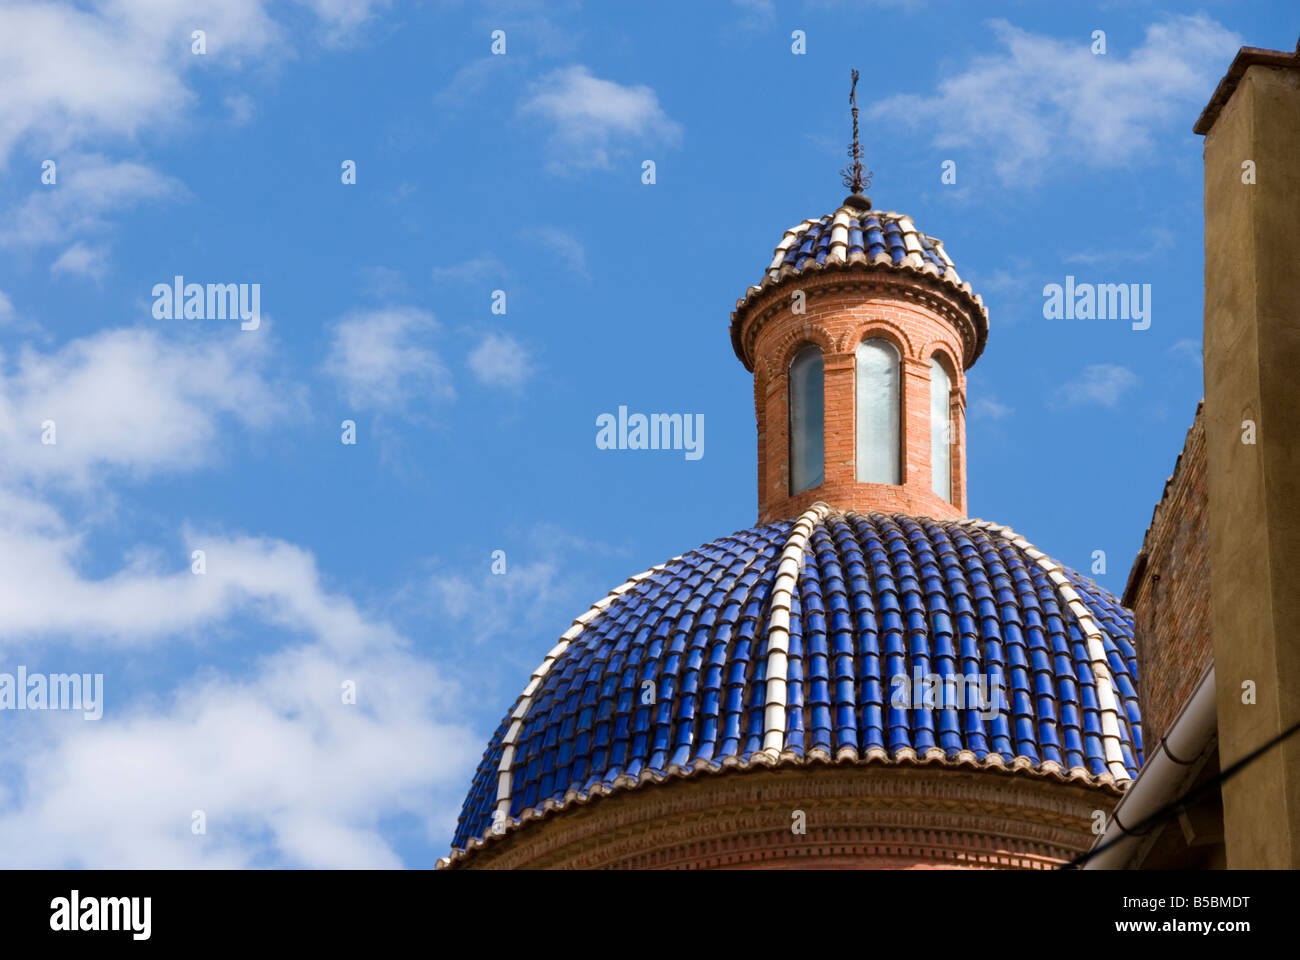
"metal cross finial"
840,68,872,194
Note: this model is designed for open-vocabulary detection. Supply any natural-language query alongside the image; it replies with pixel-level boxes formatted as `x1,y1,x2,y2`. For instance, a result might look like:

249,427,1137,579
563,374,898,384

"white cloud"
430,558,568,650
526,226,588,278
224,92,257,127
431,254,505,285
296,0,392,46
0,312,476,867
1056,363,1137,409
1066,227,1176,265
521,65,682,173
468,332,534,390
1169,338,1202,367
870,15,1240,184
0,2,383,263
980,267,1025,294
732,0,775,30
0,327,293,487
0,518,478,866
970,394,1013,421
0,154,184,252
0,1,280,163
358,265,406,300
0,5,498,864
436,56,510,107
419,525,620,656
0,1,390,163
50,241,108,280
0,289,39,335
0,513,358,643
322,307,453,412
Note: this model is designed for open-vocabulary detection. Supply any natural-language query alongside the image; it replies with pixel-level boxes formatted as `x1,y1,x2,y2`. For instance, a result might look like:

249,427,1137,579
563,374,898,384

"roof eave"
1193,44,1300,136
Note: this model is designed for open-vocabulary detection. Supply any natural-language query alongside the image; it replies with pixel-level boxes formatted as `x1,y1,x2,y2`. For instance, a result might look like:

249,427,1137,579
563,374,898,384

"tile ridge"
760,502,833,756
484,555,684,844
959,518,1131,783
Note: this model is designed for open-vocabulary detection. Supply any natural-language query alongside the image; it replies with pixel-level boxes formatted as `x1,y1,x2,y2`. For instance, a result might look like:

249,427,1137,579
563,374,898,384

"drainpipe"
1083,666,1218,869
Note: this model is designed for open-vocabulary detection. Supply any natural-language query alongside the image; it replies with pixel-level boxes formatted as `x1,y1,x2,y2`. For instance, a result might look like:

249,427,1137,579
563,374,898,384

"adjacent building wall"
1123,405,1212,751
1199,49,1300,868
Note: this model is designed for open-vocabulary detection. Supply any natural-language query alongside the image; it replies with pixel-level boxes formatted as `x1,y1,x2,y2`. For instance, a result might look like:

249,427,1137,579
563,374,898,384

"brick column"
822,350,856,485
902,357,931,493
763,371,790,516
949,385,967,515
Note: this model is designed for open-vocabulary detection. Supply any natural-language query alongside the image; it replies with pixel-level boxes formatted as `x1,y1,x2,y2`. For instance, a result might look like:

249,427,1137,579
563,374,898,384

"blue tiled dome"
447,507,1142,859
729,202,990,369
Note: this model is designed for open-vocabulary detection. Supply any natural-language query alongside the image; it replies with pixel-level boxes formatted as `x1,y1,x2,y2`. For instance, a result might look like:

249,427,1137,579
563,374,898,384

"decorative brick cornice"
440,731,1124,869
442,762,1118,870
731,263,987,373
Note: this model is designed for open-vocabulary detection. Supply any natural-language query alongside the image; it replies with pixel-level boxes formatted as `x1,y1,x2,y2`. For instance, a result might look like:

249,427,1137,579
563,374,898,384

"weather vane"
840,68,872,196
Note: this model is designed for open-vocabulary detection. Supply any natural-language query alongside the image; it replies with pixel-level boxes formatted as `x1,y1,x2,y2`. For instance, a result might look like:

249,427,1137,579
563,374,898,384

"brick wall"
1123,403,1211,750
746,272,970,522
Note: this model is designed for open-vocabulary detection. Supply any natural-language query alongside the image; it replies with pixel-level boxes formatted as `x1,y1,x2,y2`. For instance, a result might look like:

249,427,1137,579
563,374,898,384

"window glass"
930,356,953,501
789,346,824,494
856,339,901,484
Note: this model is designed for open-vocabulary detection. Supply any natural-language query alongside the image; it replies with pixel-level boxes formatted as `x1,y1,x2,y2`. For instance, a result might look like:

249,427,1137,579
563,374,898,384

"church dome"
443,73,1142,869
443,505,1141,865
729,199,991,370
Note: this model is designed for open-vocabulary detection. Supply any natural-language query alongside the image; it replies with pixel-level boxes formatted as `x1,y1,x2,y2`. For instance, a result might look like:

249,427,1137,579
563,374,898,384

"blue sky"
0,0,1291,867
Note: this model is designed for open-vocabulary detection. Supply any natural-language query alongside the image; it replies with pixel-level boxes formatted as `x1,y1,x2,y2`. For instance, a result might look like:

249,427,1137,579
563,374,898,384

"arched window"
788,345,824,494
856,338,901,484
930,355,953,501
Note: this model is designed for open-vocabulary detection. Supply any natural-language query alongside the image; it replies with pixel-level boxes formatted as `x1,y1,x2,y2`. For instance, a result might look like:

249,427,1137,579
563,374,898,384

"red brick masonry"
1123,403,1211,750
742,272,971,522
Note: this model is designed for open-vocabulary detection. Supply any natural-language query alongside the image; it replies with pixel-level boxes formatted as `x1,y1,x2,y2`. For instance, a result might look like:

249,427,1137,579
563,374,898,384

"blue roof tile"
451,513,1141,851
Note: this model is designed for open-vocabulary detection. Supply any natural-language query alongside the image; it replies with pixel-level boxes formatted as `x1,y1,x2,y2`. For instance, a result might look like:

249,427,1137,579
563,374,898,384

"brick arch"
839,317,915,360
917,338,967,391
766,321,836,378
